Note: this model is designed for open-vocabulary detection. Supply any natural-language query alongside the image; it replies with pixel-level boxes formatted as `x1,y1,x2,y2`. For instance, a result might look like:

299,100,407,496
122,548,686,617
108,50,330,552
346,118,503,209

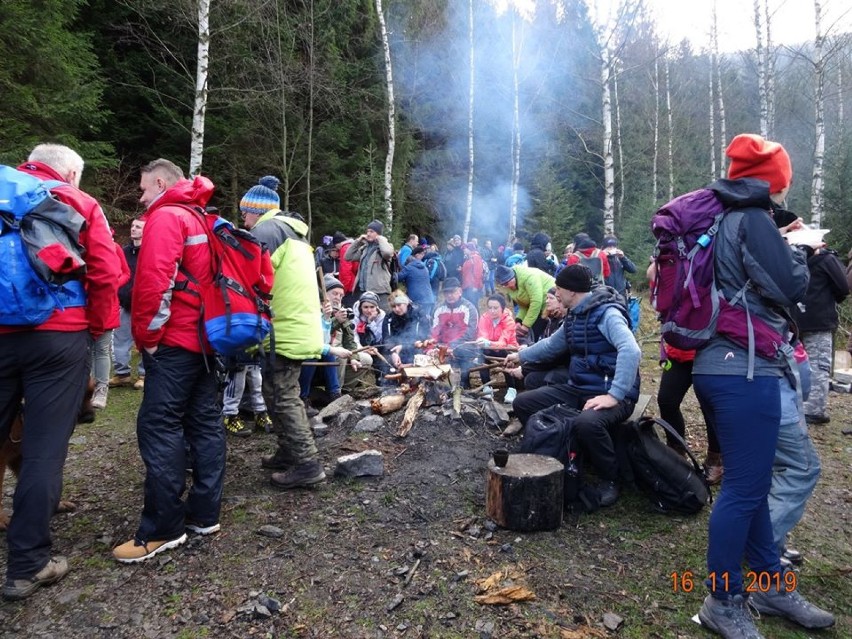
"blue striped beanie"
240,176,280,216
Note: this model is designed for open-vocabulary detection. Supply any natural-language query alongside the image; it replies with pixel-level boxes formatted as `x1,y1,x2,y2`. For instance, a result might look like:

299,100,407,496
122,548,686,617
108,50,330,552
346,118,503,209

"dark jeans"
694,374,782,597
0,331,90,579
136,346,225,542
513,384,634,481
299,352,341,397
658,358,720,454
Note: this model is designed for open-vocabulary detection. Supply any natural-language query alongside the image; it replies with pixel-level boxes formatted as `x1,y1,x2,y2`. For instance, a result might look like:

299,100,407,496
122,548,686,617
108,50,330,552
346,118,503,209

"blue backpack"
0,166,87,325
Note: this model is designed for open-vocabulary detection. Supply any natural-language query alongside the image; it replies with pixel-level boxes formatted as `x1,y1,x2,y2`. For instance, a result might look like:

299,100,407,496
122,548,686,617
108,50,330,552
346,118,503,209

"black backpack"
519,404,601,514
621,417,711,515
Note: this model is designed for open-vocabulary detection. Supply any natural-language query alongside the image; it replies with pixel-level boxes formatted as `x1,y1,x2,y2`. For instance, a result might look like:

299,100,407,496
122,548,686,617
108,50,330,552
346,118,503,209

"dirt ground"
0,333,850,639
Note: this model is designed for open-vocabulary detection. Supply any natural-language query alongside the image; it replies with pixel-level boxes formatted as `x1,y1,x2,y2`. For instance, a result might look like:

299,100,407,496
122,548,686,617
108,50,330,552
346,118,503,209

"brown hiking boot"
704,451,723,485
270,460,326,490
2,557,69,601
109,375,133,388
261,450,291,471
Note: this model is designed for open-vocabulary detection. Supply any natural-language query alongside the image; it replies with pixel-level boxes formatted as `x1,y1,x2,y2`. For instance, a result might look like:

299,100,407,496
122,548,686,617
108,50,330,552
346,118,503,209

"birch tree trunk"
463,0,475,242
274,0,290,210
188,0,211,176
764,0,776,138
305,0,315,232
376,0,395,230
663,55,674,201
509,10,522,242
614,60,625,218
652,50,660,204
810,0,826,225
754,0,768,138
709,46,717,181
713,2,727,178
601,42,615,235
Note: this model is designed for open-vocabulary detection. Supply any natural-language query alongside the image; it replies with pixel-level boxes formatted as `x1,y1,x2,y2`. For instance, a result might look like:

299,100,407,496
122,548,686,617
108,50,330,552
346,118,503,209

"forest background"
3,0,852,268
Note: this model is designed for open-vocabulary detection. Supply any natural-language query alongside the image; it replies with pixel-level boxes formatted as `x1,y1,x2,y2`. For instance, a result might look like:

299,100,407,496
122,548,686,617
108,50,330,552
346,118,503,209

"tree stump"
486,453,563,531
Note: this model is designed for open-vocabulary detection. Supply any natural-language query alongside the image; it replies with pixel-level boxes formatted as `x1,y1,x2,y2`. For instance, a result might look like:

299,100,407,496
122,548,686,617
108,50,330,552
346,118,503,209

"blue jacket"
398,259,435,306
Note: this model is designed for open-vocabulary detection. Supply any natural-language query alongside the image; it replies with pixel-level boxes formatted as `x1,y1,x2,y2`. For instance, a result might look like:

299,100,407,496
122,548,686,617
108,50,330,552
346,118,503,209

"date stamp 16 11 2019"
671,570,797,593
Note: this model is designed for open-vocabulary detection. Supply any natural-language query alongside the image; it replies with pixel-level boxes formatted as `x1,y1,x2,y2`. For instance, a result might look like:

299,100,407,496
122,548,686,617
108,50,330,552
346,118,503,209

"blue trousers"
299,352,341,397
135,346,225,541
693,374,783,597
0,331,90,579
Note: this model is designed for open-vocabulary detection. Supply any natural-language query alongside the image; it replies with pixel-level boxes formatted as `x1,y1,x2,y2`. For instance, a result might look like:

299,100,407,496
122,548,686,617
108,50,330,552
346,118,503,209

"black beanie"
573,233,596,250
555,264,593,293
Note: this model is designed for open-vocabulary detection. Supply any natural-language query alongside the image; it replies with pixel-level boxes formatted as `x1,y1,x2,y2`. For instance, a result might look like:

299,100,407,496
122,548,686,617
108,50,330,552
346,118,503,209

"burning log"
397,386,427,437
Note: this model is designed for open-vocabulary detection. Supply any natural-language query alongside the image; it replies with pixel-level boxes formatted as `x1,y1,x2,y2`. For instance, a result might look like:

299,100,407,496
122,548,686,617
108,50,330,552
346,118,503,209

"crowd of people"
0,136,842,639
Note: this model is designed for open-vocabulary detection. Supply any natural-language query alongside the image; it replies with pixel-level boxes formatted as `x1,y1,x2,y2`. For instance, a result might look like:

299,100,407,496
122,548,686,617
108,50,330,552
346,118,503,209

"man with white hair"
0,144,120,600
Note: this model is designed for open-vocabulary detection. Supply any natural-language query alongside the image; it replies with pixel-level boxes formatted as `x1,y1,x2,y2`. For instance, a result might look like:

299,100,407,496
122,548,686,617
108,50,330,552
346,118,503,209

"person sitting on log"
475,293,518,395
381,290,431,372
426,277,479,388
501,286,571,404
504,264,641,507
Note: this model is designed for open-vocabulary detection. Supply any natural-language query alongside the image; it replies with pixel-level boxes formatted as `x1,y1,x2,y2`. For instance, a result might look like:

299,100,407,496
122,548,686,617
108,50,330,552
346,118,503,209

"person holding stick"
475,294,518,394
429,278,479,388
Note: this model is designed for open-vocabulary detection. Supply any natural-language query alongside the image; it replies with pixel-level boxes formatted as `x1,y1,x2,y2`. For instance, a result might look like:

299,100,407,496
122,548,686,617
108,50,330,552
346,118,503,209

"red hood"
146,175,214,217
18,161,66,182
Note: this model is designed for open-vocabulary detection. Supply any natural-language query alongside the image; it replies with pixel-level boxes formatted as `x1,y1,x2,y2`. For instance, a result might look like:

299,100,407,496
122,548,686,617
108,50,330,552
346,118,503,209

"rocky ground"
0,331,850,639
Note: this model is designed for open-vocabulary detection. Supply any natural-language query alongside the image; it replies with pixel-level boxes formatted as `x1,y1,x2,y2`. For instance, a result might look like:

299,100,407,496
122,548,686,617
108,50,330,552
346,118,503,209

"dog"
0,378,95,530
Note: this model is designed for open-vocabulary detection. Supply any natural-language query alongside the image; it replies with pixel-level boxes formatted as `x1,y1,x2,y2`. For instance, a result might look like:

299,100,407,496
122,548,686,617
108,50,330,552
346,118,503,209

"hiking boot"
503,387,517,405
2,557,69,601
698,594,764,639
704,451,724,486
598,481,620,507
91,384,108,410
112,534,187,564
254,411,273,432
133,376,145,390
224,415,251,438
109,374,133,388
782,548,803,565
750,582,835,629
302,398,319,418
186,520,221,536
261,450,291,471
270,460,326,490
804,414,830,425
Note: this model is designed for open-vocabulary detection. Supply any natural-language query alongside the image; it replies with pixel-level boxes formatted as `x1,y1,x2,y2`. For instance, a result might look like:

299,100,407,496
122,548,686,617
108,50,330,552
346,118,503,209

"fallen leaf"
476,570,505,591
474,585,536,605
560,628,606,639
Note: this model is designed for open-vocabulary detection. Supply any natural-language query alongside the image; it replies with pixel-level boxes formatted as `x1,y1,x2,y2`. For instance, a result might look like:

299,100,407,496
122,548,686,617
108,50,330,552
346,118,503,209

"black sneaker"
750,584,835,629
270,460,326,490
698,594,764,639
303,398,319,418
254,411,273,433
804,414,830,425
3,557,69,601
782,548,803,565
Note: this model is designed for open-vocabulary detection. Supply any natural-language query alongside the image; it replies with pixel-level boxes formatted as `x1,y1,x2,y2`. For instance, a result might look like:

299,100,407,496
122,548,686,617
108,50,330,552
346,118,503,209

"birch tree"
463,0,475,242
754,0,769,138
376,0,396,230
665,54,674,201
188,0,210,175
709,45,717,181
811,0,826,225
614,59,626,218
764,0,776,137
509,9,522,241
652,49,660,203
712,2,727,178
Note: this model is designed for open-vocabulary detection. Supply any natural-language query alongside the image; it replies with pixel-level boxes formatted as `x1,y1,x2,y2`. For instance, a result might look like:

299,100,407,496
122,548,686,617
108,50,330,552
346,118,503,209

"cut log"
370,394,406,415
486,454,563,531
398,386,427,437
400,364,452,380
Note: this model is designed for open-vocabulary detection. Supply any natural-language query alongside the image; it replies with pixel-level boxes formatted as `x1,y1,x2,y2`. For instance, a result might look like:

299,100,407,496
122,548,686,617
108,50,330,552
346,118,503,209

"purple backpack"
651,188,787,373
651,189,725,351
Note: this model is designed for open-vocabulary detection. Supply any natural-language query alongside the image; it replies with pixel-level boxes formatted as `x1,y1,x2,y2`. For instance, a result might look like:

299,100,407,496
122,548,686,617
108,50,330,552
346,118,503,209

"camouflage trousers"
262,355,318,466
802,331,832,419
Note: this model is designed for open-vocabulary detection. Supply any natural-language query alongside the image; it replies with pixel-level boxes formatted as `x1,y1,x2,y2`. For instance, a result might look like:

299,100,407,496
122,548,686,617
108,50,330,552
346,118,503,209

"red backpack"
177,207,274,356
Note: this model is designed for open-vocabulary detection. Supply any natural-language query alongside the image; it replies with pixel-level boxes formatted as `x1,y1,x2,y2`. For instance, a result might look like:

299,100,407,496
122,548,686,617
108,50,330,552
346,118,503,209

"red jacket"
4,162,121,337
106,242,132,330
476,309,519,348
338,240,359,293
461,253,485,290
131,176,215,353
